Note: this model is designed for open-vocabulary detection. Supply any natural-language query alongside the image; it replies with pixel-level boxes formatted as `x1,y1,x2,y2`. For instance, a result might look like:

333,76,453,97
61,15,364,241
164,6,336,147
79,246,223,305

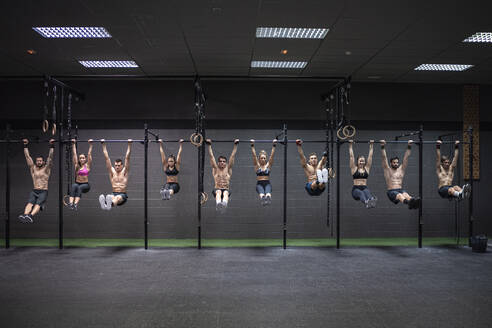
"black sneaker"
18,214,27,223
24,214,33,223
408,198,415,209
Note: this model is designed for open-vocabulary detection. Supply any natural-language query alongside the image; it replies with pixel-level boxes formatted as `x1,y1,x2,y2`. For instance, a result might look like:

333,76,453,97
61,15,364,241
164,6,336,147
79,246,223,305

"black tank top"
353,168,368,179
165,166,179,176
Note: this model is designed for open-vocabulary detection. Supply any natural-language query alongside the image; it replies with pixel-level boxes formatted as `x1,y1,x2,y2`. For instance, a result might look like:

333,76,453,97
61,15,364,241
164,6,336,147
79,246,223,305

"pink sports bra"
78,165,89,177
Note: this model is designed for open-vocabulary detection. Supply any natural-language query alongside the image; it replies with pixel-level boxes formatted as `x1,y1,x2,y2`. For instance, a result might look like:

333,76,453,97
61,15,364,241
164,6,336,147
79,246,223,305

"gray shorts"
28,189,48,207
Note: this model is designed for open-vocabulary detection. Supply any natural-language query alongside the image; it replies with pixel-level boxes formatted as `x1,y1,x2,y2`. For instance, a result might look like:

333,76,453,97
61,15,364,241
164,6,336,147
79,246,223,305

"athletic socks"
105,194,114,210
321,168,329,183
99,194,107,210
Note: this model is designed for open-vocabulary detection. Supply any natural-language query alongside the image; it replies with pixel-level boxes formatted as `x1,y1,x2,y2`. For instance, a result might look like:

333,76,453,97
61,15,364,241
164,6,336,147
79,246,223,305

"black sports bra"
256,167,270,176
353,169,368,179
165,166,179,176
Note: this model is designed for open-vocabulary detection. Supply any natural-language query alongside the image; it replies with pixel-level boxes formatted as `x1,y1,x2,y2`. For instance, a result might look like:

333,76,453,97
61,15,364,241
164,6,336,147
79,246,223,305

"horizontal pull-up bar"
340,140,470,145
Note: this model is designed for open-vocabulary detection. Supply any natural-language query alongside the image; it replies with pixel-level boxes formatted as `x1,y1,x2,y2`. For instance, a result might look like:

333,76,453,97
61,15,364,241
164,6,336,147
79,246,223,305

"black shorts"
438,185,452,198
212,188,230,199
164,183,180,194
305,182,325,196
28,189,48,207
113,192,128,206
387,188,406,204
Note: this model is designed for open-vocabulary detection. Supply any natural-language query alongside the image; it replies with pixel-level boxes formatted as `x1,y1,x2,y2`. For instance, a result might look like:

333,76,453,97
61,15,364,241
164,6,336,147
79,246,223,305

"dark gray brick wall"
1,128,479,239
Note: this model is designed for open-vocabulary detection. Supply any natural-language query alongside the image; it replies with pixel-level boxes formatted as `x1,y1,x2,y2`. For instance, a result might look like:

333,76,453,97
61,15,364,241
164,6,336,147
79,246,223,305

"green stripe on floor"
7,238,468,248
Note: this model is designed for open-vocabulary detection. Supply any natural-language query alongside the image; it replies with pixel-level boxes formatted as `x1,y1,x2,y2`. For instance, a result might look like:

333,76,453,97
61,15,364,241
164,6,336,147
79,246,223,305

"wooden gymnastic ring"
328,168,336,179
200,192,208,205
342,125,356,138
63,195,71,206
337,127,347,140
42,120,49,133
52,123,57,136
190,133,203,147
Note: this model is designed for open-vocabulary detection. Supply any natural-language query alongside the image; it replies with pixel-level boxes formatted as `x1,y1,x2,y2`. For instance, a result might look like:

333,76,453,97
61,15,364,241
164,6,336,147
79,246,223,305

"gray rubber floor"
1,246,491,328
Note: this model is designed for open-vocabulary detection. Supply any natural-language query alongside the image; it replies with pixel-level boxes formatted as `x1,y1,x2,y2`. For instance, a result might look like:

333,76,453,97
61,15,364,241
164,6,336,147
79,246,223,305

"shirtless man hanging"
99,139,132,210
206,139,238,212
436,140,470,199
18,138,55,223
381,139,420,209
296,139,332,196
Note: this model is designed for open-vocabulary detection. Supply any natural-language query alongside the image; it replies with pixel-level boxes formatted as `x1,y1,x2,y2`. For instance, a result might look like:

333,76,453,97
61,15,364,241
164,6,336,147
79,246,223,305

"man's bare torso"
31,166,51,190
384,167,404,190
111,168,128,192
213,166,231,189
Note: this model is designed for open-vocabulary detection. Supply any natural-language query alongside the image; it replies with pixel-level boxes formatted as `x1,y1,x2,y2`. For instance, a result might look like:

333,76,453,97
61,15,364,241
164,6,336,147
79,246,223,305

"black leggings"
352,185,373,203
70,183,90,198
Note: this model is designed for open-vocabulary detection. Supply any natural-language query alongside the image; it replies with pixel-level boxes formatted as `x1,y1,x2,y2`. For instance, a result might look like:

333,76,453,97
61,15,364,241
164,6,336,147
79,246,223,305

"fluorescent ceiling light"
463,32,492,43
79,60,138,68
251,61,307,69
33,27,111,38
256,27,328,39
414,64,473,71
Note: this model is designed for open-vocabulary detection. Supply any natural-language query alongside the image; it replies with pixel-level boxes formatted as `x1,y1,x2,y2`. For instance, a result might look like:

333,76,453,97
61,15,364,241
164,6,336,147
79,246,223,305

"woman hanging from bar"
159,139,184,200
67,139,93,210
348,140,377,208
250,139,277,205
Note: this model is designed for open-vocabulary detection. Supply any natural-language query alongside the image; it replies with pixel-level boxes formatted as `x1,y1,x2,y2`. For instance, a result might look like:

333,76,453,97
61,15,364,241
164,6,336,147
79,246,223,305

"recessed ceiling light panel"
79,60,138,68
414,64,473,71
463,32,492,43
256,27,328,39
251,61,307,69
33,27,111,38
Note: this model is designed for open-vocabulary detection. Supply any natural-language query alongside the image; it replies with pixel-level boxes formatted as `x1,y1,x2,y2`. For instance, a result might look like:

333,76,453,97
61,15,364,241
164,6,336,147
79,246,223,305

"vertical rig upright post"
5,124,11,249
58,87,64,250
418,125,423,248
282,123,287,249
336,139,340,249
468,126,474,246
144,124,149,249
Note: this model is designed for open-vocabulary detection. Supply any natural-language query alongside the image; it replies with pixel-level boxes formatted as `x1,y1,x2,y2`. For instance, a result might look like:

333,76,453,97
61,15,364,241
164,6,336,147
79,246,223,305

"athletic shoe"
260,195,266,206
219,201,228,213
106,194,113,210
216,201,223,211
265,195,272,205
316,169,323,184
24,214,33,224
160,188,167,200
408,198,416,209
166,189,171,200
73,203,78,211
462,184,471,199
321,168,329,183
18,214,27,223
364,199,370,209
410,197,421,210
98,194,107,210
367,197,377,209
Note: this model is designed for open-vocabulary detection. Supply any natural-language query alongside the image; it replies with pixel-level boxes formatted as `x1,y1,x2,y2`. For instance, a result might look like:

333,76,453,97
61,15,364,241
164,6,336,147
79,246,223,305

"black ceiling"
1,0,492,83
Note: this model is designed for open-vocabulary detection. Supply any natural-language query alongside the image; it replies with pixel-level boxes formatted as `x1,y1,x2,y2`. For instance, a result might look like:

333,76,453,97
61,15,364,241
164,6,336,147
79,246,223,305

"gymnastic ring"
190,133,203,147
52,123,57,136
200,192,208,205
337,127,348,140
62,195,71,207
328,168,336,179
42,120,49,133
342,125,356,138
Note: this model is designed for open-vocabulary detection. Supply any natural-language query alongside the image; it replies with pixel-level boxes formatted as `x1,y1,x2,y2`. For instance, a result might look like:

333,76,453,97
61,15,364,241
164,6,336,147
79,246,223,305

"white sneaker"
99,194,107,210
220,201,228,213
367,197,377,209
321,168,329,183
106,194,113,210
265,195,272,205
166,189,171,200
316,169,323,183
160,188,167,200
